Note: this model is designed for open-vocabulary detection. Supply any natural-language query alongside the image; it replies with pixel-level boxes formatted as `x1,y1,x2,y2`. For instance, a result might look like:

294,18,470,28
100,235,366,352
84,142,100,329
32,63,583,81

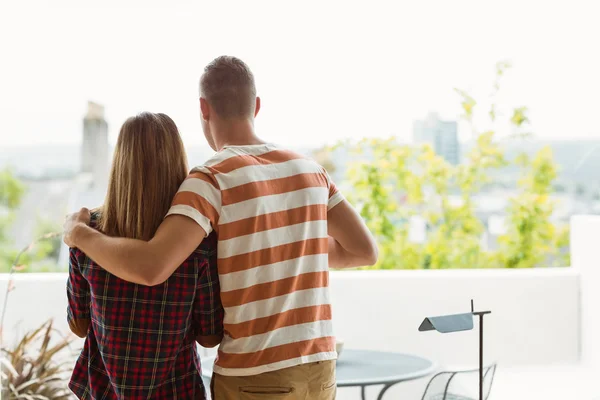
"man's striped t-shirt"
166,143,344,376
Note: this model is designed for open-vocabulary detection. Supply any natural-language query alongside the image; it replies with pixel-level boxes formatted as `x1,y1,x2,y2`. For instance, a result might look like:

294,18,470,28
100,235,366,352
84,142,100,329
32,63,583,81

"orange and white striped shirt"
166,144,344,376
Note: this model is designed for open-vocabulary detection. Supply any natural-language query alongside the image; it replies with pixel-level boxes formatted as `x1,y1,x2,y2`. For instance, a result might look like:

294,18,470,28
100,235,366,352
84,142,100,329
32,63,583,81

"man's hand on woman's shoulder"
63,207,92,247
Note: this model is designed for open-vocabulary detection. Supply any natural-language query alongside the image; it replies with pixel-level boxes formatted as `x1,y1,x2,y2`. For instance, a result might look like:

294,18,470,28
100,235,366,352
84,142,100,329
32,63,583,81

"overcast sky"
1,0,598,149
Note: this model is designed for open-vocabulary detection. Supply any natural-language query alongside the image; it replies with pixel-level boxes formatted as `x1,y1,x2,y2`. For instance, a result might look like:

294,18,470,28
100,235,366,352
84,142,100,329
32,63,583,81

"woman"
66,112,223,399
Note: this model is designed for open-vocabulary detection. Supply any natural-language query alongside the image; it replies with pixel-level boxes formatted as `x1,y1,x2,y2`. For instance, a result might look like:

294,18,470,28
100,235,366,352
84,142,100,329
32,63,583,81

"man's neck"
213,118,266,150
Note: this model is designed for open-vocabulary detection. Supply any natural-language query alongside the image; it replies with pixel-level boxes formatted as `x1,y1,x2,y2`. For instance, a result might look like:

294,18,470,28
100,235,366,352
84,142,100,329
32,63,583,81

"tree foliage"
0,170,25,269
332,63,569,269
0,169,25,243
0,170,60,272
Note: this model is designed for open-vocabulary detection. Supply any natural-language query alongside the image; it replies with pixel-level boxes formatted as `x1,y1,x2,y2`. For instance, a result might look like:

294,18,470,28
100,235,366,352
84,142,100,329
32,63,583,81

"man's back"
168,143,344,376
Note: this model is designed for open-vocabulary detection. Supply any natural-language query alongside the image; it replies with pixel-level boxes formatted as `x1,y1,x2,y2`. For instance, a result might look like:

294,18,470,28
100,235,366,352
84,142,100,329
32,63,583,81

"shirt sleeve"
166,167,221,236
326,172,345,211
192,233,224,337
66,248,91,337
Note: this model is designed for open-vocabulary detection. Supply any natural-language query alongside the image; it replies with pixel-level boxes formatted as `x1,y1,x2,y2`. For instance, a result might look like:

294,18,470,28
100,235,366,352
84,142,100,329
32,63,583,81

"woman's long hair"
99,112,188,241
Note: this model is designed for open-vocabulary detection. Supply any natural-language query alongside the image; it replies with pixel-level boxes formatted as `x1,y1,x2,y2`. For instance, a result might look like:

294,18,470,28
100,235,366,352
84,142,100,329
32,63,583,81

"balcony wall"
0,262,583,368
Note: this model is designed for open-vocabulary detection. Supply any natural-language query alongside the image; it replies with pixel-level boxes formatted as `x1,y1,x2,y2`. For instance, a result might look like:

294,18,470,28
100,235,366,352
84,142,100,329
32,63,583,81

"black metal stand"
419,299,491,400
471,300,491,400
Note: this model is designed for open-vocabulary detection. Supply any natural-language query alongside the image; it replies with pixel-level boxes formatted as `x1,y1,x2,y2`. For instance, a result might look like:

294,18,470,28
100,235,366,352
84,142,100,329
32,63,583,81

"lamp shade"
418,312,474,333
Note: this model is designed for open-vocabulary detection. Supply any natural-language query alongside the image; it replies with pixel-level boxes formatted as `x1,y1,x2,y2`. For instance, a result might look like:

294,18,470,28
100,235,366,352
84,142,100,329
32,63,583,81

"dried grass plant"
0,232,75,400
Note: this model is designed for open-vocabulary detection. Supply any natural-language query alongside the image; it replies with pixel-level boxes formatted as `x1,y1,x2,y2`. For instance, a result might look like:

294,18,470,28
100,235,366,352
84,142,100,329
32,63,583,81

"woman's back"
66,112,223,399
68,216,221,399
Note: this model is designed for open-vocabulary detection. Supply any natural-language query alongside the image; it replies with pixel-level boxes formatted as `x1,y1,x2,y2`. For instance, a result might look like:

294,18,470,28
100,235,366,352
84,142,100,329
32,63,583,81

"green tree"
0,169,25,209
497,146,567,268
0,169,25,269
34,217,62,261
0,170,60,272
340,62,569,269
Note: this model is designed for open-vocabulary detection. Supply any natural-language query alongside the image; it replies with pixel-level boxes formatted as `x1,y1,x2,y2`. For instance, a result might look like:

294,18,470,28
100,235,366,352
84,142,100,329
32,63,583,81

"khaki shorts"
211,360,336,400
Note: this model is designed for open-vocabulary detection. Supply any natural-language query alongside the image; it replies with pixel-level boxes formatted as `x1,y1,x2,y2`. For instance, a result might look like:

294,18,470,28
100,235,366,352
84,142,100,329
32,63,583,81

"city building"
57,102,110,267
81,101,109,190
413,113,460,165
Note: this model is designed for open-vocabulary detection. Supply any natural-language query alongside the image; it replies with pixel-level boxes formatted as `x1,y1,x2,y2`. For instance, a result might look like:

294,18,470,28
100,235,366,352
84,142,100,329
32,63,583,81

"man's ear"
254,96,261,117
200,97,210,121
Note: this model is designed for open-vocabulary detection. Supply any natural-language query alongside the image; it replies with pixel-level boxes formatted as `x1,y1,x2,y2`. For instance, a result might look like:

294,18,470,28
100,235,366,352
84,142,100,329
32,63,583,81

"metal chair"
421,363,497,400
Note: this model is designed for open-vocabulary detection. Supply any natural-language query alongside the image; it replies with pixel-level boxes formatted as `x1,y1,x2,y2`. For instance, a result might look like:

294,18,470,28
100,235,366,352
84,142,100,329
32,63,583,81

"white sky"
0,0,599,149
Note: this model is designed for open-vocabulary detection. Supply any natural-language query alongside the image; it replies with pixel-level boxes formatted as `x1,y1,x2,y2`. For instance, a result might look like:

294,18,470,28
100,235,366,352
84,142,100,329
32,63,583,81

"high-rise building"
58,102,109,267
82,101,109,189
413,113,460,165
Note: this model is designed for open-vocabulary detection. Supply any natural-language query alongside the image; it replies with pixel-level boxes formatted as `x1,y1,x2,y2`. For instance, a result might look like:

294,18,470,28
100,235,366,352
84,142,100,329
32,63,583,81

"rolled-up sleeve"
67,248,91,338
192,233,224,338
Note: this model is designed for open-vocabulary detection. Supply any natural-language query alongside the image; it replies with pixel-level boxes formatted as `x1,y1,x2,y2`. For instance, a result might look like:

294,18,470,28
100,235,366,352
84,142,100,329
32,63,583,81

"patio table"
202,349,435,400
336,349,435,400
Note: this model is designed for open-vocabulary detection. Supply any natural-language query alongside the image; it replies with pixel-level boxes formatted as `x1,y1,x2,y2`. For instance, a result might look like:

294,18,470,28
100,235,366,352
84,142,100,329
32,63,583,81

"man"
63,56,378,399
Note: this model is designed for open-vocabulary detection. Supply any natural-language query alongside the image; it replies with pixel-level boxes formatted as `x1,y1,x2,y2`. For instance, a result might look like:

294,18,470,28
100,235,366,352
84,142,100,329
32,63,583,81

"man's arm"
328,199,378,269
64,208,207,286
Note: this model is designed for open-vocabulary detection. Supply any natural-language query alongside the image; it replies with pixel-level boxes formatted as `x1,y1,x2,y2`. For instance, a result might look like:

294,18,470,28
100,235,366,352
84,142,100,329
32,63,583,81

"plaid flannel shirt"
67,215,223,400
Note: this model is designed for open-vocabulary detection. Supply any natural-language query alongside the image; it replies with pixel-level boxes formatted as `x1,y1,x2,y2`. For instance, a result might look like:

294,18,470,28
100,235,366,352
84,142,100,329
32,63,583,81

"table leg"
376,384,393,400
361,386,367,400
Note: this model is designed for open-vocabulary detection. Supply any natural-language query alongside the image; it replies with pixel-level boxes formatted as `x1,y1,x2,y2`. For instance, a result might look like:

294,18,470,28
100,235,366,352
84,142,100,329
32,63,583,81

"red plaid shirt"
67,215,223,400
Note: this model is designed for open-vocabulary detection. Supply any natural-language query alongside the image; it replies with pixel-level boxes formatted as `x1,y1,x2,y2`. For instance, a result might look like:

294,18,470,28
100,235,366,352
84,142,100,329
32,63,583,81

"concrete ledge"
0,267,581,367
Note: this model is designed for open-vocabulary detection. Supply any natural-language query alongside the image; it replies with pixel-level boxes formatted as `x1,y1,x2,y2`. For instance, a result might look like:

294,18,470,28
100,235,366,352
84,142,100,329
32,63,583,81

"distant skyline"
1,0,599,149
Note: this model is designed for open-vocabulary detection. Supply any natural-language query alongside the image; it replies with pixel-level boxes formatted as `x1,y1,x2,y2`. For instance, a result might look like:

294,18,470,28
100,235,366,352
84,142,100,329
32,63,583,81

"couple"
63,56,378,400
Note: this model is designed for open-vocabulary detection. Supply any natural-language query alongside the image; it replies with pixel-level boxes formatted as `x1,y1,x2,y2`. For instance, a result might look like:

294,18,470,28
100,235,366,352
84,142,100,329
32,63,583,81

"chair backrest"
421,363,497,400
